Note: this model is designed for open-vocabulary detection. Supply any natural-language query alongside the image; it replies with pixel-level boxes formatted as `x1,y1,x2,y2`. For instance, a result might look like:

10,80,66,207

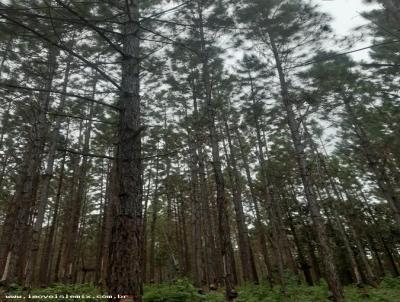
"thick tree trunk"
107,1,143,300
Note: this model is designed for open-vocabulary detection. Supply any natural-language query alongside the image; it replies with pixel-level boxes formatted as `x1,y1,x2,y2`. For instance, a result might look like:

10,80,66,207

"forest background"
0,0,399,301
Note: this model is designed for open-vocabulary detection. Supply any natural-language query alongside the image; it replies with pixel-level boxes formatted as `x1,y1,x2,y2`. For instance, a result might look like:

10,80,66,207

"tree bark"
107,1,143,300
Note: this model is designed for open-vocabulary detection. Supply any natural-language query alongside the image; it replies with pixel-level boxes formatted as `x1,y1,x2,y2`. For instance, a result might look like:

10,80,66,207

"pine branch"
0,82,120,111
140,1,191,23
47,111,117,125
139,24,198,55
0,7,122,90
54,0,125,56
59,148,116,160
289,40,400,69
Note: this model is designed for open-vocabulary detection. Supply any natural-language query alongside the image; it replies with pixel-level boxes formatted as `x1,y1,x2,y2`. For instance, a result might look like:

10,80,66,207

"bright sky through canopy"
319,0,381,60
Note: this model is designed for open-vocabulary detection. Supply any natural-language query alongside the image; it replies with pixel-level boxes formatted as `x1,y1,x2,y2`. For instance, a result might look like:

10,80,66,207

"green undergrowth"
143,277,400,302
237,277,400,302
2,277,400,301
143,279,223,302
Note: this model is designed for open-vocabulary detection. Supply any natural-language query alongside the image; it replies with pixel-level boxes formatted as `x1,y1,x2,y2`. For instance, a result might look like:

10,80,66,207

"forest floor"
2,277,400,301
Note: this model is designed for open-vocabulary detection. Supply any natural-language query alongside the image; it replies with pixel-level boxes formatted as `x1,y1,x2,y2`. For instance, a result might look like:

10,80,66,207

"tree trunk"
306,132,364,286
141,166,152,284
187,123,203,286
361,192,400,277
324,192,363,286
95,160,113,287
24,54,72,288
269,35,344,301
38,147,67,287
195,2,236,298
0,37,12,78
55,139,81,282
223,120,258,284
107,1,143,300
149,153,160,283
347,221,378,287
286,206,314,286
235,128,274,286
0,45,58,285
246,74,287,287
61,76,96,283
190,82,220,286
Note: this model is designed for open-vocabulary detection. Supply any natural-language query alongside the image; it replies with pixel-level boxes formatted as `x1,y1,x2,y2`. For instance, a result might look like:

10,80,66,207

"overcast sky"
319,0,381,60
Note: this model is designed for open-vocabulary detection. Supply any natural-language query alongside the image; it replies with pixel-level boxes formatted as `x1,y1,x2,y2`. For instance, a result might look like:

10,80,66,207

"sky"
306,1,382,151
319,0,381,60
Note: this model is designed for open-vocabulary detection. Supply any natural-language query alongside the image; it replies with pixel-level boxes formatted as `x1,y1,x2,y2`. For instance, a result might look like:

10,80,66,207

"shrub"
143,279,224,302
